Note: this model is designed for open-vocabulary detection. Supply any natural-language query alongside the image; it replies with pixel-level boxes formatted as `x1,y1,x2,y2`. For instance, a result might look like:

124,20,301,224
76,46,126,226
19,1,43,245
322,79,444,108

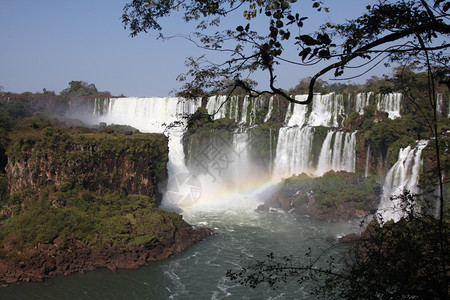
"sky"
0,0,381,97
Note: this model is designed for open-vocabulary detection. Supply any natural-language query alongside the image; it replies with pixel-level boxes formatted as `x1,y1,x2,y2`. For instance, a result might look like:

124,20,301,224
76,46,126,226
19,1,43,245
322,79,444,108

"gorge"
0,91,447,298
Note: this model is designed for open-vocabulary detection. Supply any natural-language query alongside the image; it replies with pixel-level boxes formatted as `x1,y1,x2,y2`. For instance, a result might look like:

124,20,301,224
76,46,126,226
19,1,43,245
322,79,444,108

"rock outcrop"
260,171,381,222
0,221,212,285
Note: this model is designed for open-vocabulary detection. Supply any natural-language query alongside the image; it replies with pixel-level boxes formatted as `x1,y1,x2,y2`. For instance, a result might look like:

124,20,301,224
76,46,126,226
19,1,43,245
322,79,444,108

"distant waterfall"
316,130,356,176
286,95,309,127
264,97,274,122
354,92,402,119
273,93,355,179
92,97,201,133
206,95,228,120
355,92,373,114
376,93,402,119
378,140,428,222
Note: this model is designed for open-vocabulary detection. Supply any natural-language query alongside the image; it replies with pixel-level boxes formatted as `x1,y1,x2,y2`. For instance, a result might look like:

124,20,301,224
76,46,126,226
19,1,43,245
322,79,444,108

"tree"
60,81,112,98
123,0,449,103
60,81,98,96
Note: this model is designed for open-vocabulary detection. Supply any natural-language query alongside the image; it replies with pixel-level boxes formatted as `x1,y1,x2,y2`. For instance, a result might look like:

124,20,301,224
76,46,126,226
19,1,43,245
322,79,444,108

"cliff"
0,118,212,285
5,117,168,205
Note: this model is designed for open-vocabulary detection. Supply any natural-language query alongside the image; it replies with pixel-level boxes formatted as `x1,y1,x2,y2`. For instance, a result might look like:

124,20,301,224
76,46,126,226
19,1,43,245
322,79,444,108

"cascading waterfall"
376,93,402,119
307,93,345,127
273,93,356,179
378,140,428,222
239,96,250,124
92,97,201,133
355,92,373,114
87,92,427,216
272,126,314,178
354,92,402,119
286,95,309,127
365,144,371,178
206,95,228,120
315,130,356,176
264,97,274,122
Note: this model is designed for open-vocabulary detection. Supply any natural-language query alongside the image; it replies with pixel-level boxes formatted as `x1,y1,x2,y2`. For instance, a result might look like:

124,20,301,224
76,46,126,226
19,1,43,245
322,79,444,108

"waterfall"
232,132,252,184
307,93,345,127
315,130,356,176
92,97,201,133
378,140,428,222
239,96,250,124
272,127,314,178
376,93,402,119
264,97,274,122
365,144,371,178
85,93,427,214
354,92,402,119
316,130,334,176
355,92,373,114
206,95,227,119
286,95,308,127
229,96,239,121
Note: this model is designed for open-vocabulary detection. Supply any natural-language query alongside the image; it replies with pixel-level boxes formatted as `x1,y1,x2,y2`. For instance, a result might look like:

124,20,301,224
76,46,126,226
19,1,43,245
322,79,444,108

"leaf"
300,35,318,46
299,47,311,61
319,49,330,58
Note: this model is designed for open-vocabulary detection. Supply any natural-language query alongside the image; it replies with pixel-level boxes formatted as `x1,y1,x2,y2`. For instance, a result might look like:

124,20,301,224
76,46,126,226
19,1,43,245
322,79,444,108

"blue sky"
0,0,380,97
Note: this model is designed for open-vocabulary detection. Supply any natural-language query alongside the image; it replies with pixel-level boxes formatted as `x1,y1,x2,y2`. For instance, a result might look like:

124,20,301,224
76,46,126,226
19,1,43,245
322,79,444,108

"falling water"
286,95,309,127
378,140,428,222
264,97,274,122
365,144,371,178
272,126,314,178
376,93,402,119
315,130,356,176
92,97,201,132
355,92,373,114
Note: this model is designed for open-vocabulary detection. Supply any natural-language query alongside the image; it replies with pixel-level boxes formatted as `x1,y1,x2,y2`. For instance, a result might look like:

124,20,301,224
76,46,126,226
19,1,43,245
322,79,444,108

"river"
0,190,359,299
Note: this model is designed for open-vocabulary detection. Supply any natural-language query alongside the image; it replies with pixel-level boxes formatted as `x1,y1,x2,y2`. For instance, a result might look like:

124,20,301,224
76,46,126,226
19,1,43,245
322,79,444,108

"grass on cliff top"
0,186,184,262
6,115,168,163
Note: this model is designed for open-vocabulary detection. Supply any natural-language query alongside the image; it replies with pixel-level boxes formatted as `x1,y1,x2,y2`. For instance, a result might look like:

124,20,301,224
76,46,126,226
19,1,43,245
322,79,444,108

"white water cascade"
272,126,314,178
378,140,428,222
316,130,356,176
86,93,426,217
92,97,201,133
273,93,356,179
354,92,402,119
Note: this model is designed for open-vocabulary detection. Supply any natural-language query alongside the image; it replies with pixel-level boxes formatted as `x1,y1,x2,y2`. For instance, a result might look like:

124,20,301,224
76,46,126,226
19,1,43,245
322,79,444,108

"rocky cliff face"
6,121,168,205
0,119,213,285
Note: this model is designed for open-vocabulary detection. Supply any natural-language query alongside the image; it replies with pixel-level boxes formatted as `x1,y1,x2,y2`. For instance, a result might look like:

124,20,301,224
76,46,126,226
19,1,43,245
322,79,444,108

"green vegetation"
0,186,183,261
60,80,112,98
6,117,167,180
282,171,380,211
0,109,173,263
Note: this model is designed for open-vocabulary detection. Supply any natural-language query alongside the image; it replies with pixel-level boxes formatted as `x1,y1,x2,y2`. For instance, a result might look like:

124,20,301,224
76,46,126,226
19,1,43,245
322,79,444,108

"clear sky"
0,0,380,97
